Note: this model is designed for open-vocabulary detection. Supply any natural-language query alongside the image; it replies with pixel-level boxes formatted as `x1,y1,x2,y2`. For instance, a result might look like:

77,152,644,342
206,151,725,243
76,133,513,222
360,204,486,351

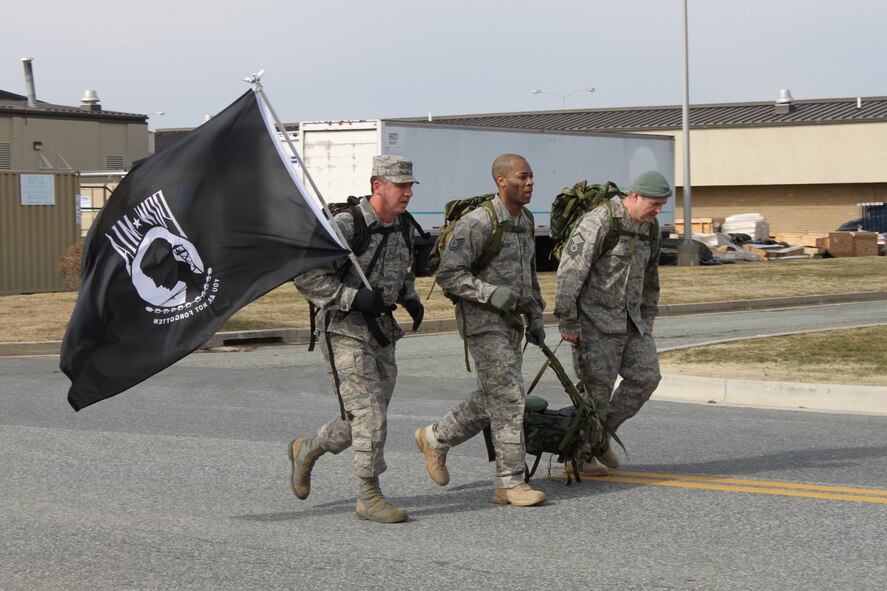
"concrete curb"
657,290,887,317
654,373,887,415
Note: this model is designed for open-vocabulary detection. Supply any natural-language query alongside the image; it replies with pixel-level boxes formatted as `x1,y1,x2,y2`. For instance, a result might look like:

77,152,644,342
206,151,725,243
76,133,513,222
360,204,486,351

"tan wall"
640,122,887,186
0,116,149,172
675,183,886,234
1,171,81,294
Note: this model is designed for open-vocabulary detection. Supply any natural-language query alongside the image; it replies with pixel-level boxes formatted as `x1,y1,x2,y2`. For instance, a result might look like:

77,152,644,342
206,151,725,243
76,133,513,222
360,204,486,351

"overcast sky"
4,0,885,129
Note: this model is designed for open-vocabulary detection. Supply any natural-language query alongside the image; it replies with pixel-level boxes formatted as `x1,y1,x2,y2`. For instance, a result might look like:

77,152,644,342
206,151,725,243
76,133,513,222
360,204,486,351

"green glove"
489,286,519,312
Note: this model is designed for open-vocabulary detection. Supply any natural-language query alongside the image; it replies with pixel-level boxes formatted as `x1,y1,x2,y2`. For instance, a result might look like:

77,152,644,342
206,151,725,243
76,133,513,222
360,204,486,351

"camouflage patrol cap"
629,170,672,199
372,155,420,184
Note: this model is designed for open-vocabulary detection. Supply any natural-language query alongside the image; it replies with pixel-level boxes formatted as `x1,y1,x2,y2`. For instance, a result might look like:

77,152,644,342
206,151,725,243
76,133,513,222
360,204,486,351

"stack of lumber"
674,217,724,235
772,232,828,258
825,232,879,257
741,243,808,261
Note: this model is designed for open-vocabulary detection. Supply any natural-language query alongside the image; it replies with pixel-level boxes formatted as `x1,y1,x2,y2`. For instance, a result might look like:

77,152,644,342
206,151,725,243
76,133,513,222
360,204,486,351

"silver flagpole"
245,70,372,289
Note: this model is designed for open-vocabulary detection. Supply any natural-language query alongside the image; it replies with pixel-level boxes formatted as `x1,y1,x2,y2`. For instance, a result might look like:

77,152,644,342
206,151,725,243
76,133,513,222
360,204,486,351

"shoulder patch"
565,235,585,257
448,237,465,251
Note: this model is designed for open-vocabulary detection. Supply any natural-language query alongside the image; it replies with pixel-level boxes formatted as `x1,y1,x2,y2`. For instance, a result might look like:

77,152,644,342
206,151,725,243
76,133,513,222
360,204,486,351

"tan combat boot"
564,458,608,477
597,446,621,469
492,483,546,507
355,477,408,523
289,437,325,500
414,426,449,486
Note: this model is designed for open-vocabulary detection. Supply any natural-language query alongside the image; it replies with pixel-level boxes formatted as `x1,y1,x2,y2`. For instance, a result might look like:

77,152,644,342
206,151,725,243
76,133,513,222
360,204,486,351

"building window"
0,142,11,170
105,155,125,170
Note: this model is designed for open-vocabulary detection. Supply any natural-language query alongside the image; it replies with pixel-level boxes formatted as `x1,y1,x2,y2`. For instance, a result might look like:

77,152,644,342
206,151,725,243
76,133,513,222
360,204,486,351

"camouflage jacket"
554,196,660,335
436,195,545,337
294,198,417,343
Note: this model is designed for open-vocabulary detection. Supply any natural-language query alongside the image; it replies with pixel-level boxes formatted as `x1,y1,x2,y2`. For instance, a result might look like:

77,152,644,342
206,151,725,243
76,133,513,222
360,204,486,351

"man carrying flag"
290,155,424,524
60,89,348,410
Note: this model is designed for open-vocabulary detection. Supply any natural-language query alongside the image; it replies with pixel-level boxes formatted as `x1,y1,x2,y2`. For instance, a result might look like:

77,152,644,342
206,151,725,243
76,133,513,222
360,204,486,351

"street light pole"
677,0,699,266
531,88,595,109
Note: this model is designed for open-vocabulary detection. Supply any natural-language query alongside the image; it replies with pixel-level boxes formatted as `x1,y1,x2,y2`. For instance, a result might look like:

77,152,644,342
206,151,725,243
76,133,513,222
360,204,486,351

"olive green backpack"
426,194,534,278
549,180,659,261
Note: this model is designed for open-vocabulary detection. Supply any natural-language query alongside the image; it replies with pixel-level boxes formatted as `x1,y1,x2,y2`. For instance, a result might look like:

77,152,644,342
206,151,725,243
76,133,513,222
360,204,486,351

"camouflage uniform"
554,195,661,431
294,198,416,478
432,197,545,489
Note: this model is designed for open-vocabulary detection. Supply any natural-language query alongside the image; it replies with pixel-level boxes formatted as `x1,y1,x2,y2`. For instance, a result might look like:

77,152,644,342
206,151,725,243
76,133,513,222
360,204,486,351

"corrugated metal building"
1,171,80,294
390,92,887,234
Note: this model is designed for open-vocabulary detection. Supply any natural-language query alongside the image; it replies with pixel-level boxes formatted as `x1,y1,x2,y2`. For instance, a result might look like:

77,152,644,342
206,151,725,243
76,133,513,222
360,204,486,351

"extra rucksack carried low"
521,343,612,484
524,395,600,474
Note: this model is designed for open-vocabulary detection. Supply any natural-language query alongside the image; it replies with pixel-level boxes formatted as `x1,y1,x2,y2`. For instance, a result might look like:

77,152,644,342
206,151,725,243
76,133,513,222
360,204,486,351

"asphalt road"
2,303,886,590
654,299,887,350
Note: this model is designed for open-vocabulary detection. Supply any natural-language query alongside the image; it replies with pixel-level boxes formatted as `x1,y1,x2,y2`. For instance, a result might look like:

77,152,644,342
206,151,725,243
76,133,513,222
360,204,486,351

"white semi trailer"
287,119,675,271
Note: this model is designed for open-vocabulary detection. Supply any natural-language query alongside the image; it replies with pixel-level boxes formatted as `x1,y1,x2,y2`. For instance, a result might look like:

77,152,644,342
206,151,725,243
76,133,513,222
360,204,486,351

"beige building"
1,69,149,293
396,92,887,234
0,90,149,174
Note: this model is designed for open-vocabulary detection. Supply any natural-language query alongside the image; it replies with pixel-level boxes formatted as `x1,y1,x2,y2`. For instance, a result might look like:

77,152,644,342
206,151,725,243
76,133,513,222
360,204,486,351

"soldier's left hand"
404,298,424,331
527,327,546,347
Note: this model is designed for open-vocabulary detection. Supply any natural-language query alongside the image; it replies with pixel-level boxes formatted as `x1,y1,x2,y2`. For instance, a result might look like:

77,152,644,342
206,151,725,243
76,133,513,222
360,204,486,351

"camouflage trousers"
314,332,397,478
572,318,661,432
433,330,527,488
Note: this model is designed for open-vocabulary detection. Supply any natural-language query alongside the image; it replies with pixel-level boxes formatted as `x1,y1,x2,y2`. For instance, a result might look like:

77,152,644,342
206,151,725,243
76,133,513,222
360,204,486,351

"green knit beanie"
629,170,672,198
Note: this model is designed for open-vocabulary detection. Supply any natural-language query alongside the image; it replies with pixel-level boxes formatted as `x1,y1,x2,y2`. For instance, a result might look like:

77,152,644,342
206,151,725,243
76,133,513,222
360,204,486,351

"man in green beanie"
553,169,670,476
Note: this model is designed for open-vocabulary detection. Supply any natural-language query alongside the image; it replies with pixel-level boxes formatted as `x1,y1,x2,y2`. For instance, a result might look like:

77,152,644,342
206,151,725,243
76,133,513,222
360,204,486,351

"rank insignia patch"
566,235,584,257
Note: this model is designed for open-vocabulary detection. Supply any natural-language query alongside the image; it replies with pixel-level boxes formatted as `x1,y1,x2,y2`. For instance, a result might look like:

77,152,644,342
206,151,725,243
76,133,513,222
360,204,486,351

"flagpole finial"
243,69,265,89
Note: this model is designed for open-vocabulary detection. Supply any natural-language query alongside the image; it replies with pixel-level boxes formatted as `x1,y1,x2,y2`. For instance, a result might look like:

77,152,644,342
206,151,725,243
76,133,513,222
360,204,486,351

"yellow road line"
609,470,887,496
597,476,887,504
553,470,887,504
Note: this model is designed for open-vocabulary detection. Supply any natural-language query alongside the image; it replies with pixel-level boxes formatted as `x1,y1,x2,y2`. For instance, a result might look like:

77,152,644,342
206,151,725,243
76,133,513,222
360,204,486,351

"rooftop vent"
80,89,102,112
774,88,794,115
21,57,38,108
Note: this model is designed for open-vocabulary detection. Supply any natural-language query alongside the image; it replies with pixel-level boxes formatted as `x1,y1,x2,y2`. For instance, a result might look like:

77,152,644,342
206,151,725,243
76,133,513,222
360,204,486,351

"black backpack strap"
319,311,350,422
308,302,318,352
343,198,372,257
525,454,544,482
482,425,495,462
400,210,429,242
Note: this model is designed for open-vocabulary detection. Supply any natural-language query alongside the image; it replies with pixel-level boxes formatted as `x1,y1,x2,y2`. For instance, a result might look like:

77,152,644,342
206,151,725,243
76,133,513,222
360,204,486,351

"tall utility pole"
677,0,700,266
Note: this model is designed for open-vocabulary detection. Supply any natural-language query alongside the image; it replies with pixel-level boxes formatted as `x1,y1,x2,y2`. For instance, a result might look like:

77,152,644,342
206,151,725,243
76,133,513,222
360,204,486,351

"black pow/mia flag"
60,90,348,411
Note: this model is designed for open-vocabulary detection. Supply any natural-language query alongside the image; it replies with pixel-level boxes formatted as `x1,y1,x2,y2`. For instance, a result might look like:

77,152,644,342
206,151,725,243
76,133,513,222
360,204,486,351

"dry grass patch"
656,257,887,304
0,292,80,342
660,325,887,386
1,257,885,342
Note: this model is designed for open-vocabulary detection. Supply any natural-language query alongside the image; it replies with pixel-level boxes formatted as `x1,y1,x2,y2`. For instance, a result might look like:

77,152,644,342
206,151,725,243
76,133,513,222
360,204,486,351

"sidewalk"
5,291,887,414
654,374,886,415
